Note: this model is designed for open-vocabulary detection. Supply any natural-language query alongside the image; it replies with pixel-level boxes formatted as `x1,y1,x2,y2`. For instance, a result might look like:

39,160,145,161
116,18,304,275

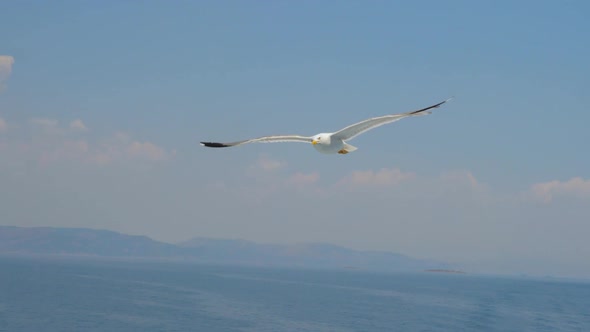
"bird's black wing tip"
200,142,230,148
410,97,453,115
431,97,453,108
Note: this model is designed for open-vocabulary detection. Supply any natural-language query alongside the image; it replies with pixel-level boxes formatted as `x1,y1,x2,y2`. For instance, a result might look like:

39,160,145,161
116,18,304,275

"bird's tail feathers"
343,143,358,152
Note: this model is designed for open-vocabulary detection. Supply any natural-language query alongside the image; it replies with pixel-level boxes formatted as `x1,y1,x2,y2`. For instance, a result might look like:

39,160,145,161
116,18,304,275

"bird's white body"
311,133,357,154
200,98,452,155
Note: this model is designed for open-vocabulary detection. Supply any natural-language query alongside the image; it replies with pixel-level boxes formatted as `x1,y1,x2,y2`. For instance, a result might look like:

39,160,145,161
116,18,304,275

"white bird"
200,98,452,155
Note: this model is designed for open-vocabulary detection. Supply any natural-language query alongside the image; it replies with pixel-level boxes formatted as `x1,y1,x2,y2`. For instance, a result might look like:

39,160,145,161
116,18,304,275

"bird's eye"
317,137,321,140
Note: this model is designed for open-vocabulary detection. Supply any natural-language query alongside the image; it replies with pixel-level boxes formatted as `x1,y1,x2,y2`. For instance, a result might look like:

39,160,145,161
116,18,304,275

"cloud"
245,155,289,179
36,137,172,166
216,155,321,199
0,117,6,133
286,172,320,187
1,117,173,167
30,118,59,127
39,140,90,166
236,165,484,200
0,55,14,90
30,118,89,135
530,177,590,203
81,133,174,165
128,141,167,161
338,168,416,187
256,155,287,172
30,118,63,135
440,170,480,188
438,170,488,199
69,119,88,131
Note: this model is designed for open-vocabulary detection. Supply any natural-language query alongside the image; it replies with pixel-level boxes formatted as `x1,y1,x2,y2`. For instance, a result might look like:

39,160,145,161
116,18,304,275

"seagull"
200,98,452,155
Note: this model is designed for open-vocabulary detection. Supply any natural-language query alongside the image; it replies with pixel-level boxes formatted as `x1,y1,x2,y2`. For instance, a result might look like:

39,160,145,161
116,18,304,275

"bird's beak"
311,140,318,145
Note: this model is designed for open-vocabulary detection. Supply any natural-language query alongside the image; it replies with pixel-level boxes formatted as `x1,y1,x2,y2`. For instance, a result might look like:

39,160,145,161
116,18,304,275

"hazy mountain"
178,237,447,271
0,226,181,257
0,226,449,272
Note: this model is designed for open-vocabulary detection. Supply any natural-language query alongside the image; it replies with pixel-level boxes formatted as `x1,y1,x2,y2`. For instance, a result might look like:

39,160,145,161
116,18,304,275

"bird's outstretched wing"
201,135,312,148
331,98,452,141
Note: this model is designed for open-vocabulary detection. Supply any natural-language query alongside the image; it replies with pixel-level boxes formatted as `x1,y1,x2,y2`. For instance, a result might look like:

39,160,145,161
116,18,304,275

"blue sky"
1,1,590,277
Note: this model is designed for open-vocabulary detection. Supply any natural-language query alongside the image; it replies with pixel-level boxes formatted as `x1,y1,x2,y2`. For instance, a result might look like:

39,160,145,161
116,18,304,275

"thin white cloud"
0,55,15,90
245,155,289,180
3,117,173,166
256,155,287,172
0,117,6,133
531,177,590,203
88,152,112,166
440,171,480,188
338,168,416,187
440,170,483,190
36,137,172,166
69,119,88,131
39,140,90,166
30,118,64,135
286,172,320,187
84,133,173,165
240,166,484,197
30,118,59,127
30,118,89,135
128,141,167,161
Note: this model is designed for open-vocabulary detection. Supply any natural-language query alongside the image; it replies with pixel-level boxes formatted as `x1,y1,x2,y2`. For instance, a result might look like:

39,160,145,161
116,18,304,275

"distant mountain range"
0,226,450,272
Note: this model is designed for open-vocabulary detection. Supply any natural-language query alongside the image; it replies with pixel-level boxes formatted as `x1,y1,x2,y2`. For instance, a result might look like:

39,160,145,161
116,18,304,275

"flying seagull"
201,98,452,155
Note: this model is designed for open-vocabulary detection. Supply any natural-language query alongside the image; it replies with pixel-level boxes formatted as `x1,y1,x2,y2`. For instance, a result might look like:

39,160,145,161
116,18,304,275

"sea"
1,256,589,332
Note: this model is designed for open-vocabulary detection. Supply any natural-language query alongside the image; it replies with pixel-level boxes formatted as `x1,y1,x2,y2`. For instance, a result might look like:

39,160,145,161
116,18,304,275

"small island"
424,269,466,274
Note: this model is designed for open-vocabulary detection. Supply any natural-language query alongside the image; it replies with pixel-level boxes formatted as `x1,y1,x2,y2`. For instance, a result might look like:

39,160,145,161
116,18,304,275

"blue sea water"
0,256,589,332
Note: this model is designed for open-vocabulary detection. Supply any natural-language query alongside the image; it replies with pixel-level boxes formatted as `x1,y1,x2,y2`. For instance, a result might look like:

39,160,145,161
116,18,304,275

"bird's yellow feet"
338,149,349,154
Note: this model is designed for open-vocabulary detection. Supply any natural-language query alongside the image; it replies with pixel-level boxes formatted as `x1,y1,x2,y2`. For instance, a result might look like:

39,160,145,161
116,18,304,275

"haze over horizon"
1,1,589,278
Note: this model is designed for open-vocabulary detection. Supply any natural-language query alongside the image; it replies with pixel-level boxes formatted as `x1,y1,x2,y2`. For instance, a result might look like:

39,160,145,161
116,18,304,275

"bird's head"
311,133,331,146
